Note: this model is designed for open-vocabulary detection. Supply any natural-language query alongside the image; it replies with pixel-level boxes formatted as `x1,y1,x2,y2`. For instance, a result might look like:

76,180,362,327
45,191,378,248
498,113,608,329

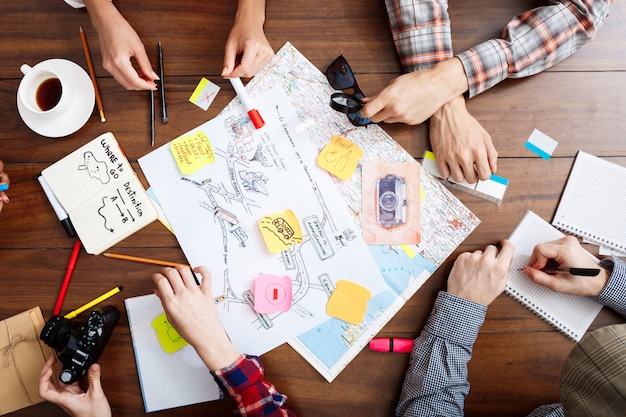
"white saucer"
17,59,95,138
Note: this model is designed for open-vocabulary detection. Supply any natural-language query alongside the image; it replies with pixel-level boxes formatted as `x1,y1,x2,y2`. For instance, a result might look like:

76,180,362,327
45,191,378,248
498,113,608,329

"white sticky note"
525,129,558,160
189,78,220,111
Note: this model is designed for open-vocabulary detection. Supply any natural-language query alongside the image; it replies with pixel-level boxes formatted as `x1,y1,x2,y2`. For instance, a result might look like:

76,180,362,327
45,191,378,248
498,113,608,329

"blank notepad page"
507,211,603,341
552,150,626,253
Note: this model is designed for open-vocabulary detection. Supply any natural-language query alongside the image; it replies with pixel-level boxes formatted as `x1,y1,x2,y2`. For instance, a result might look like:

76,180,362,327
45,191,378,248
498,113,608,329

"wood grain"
1,1,624,416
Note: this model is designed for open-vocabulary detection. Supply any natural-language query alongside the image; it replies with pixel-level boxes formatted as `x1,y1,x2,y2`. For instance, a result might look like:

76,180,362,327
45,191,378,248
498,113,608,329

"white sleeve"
64,0,86,8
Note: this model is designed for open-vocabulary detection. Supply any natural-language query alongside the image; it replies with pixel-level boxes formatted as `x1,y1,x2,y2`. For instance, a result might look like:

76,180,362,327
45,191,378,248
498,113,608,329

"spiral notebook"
506,211,603,341
552,151,626,253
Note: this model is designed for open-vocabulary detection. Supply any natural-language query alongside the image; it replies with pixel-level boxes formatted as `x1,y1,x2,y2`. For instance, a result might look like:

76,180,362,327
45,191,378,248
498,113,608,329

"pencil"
103,252,191,268
53,240,82,315
150,89,155,146
158,41,168,124
64,285,123,319
79,26,105,122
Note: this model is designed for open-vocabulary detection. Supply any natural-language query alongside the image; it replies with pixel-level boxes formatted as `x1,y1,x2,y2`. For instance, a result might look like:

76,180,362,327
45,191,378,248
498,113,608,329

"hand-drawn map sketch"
139,87,388,356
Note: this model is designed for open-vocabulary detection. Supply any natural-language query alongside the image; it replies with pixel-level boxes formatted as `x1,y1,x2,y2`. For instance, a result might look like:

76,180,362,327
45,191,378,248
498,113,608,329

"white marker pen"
38,175,77,237
229,77,265,129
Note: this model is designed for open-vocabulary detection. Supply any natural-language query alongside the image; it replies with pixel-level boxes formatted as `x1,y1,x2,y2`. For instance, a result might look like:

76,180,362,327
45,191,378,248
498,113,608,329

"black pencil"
158,41,168,124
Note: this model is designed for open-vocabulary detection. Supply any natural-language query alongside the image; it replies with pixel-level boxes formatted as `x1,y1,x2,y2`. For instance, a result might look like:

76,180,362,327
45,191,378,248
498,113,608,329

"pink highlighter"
369,338,413,353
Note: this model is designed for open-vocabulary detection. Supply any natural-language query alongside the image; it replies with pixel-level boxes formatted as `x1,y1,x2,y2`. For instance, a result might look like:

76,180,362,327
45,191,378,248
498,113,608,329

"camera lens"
379,191,399,212
40,315,74,351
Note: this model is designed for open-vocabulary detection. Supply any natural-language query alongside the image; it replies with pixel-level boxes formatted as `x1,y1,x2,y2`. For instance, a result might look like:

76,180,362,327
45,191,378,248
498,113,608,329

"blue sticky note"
0,183,8,192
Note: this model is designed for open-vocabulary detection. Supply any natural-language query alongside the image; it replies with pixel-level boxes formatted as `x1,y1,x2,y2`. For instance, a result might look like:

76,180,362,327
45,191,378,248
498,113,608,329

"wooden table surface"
1,1,625,416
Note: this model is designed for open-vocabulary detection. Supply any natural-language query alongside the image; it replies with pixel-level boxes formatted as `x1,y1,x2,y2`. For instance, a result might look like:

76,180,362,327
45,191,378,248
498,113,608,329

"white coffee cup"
18,63,74,117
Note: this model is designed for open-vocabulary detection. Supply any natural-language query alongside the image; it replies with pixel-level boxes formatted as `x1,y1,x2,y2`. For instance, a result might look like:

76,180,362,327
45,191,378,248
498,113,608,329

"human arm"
79,0,157,90
222,0,274,79
458,0,614,98
0,160,9,213
38,355,112,417
152,266,295,417
524,236,626,317
396,241,514,416
363,0,496,182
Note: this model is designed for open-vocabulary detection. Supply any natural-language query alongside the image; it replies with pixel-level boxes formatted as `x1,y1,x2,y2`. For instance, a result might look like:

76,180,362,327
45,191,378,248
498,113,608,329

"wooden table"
1,1,624,416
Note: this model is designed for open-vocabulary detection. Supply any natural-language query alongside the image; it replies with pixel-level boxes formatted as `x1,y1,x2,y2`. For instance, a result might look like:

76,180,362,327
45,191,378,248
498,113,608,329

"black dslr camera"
40,305,120,384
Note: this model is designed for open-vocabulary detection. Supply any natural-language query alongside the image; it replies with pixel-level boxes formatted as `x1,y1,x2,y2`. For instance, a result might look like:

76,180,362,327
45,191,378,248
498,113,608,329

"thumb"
87,363,104,394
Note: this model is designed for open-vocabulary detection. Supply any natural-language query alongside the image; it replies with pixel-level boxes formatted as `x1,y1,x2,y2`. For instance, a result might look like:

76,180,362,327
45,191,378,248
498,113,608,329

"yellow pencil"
64,286,123,319
103,252,190,268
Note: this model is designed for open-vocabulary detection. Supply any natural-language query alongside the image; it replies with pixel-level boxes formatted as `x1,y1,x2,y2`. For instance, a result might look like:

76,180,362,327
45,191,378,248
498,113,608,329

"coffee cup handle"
20,64,32,75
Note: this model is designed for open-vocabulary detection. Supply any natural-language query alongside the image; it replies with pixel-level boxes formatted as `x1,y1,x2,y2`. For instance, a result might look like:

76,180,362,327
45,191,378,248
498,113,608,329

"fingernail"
152,71,160,81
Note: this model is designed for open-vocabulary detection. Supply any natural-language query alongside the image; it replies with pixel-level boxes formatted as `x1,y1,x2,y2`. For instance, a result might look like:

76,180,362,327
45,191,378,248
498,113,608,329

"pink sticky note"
253,274,292,314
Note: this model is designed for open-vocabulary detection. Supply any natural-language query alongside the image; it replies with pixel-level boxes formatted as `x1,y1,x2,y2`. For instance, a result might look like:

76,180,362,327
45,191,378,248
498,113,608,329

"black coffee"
36,78,62,111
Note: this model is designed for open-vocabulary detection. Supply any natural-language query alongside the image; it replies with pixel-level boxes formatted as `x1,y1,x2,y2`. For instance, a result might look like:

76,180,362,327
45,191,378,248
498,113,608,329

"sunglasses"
325,55,372,126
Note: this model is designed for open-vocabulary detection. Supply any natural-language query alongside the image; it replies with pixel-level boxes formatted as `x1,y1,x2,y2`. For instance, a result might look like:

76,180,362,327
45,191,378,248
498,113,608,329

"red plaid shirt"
212,355,296,417
384,0,613,97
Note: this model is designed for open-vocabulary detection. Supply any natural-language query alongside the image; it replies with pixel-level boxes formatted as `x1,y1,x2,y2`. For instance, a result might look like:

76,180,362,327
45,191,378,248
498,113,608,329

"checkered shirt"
384,0,613,98
212,354,295,417
396,257,626,417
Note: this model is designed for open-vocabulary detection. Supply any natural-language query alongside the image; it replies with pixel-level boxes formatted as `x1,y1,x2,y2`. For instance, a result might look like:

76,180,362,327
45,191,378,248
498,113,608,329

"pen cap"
248,109,265,129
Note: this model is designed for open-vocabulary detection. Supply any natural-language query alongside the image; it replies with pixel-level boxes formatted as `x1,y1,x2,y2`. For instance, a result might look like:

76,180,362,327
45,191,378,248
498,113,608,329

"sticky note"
258,209,302,253
253,274,292,313
326,280,371,325
525,129,558,160
400,244,417,259
317,135,363,180
189,77,220,111
151,313,188,354
170,131,215,175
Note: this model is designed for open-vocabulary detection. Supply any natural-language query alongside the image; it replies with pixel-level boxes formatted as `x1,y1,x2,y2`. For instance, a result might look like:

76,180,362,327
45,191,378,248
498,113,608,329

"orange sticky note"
151,312,188,354
326,280,371,325
258,209,303,253
317,135,363,180
170,130,215,175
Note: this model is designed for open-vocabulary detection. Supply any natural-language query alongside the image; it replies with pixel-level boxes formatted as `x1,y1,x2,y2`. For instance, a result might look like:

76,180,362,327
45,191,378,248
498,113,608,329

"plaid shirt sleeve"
395,291,487,417
211,355,296,417
385,0,613,98
596,257,626,317
384,0,453,72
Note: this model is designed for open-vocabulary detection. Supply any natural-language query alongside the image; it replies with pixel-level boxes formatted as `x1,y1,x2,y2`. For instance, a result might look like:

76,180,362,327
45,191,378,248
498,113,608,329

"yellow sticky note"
151,313,188,354
317,135,363,180
170,131,215,175
258,209,303,253
326,280,371,325
400,244,417,259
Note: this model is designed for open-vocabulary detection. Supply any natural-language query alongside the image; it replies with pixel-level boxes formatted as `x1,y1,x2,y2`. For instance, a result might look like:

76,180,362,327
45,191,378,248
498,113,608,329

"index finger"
497,239,515,261
359,94,385,120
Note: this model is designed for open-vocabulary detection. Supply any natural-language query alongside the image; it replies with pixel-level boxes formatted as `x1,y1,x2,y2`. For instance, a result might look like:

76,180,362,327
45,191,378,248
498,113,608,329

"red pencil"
53,240,82,315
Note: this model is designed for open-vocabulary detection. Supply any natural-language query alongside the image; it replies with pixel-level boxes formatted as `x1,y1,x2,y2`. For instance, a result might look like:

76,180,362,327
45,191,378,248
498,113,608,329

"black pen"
158,41,168,124
150,89,155,147
541,267,601,277
520,267,601,277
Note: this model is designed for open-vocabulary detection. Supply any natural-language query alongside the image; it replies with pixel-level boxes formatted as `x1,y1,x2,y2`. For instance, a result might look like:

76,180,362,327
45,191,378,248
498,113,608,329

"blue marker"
0,183,8,192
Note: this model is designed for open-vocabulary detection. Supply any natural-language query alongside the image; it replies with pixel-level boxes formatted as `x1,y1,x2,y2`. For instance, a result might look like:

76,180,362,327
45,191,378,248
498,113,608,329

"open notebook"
552,150,626,253
507,211,603,341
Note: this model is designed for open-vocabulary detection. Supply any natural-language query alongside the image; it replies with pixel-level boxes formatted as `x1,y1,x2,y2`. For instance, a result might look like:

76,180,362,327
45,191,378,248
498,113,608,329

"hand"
84,0,157,90
39,356,112,417
447,240,514,306
152,266,240,371
429,95,498,183
360,58,468,125
221,0,273,78
0,160,9,213
523,236,610,297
